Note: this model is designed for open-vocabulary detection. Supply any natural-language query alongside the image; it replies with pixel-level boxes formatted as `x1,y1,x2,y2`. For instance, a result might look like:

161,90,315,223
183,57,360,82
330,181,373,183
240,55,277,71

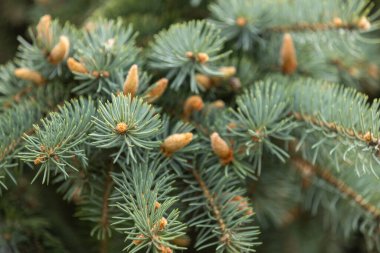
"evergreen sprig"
209,0,268,51
70,19,139,96
112,159,187,253
149,20,230,93
19,97,95,184
182,159,260,252
91,94,162,163
227,80,297,174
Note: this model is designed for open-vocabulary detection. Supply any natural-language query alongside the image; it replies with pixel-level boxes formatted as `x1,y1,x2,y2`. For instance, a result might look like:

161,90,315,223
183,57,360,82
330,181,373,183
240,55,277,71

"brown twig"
100,163,114,253
267,22,357,33
191,169,231,244
291,156,380,219
292,112,379,146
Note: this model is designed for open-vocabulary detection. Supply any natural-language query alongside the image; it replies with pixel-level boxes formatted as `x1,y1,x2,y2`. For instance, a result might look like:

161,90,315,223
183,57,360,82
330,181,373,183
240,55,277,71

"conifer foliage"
1,0,380,253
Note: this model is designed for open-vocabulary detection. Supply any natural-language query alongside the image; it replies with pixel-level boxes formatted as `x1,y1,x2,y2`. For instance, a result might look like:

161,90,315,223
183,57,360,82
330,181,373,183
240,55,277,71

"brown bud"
348,67,360,77
67,57,88,74
92,70,100,78
196,53,209,64
363,131,373,143
160,246,173,253
145,78,168,103
196,74,212,90
332,17,343,27
101,71,110,78
34,155,44,165
37,14,52,45
123,64,139,97
183,95,204,119
161,133,193,156
133,234,145,246
115,122,128,135
171,235,191,247
219,66,236,78
185,51,194,59
48,36,70,64
280,33,298,75
14,68,45,86
236,17,248,27
368,64,379,80
358,16,371,30
154,201,161,210
210,132,233,164
211,100,225,109
159,217,168,230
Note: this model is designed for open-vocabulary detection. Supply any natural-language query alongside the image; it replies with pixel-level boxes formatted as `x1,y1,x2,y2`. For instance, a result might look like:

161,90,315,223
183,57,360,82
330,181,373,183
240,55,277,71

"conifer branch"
291,156,380,219
267,22,359,33
191,168,231,243
100,163,114,253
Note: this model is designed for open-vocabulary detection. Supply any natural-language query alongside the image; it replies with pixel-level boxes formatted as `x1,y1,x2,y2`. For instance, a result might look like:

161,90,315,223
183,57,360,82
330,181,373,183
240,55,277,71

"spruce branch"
226,80,297,175
70,19,139,96
111,158,187,253
91,94,162,164
291,79,380,175
16,15,76,80
0,83,69,192
209,0,269,51
182,164,260,252
291,156,380,219
148,20,230,93
19,97,95,184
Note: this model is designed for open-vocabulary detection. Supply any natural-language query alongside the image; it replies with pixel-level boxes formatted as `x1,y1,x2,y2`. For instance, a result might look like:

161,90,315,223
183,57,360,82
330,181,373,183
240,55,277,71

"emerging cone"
48,36,70,64
210,132,233,164
67,57,88,74
183,95,204,119
358,16,371,30
196,52,209,64
280,33,298,75
145,78,168,103
14,68,45,86
161,132,193,156
37,15,53,45
123,64,139,97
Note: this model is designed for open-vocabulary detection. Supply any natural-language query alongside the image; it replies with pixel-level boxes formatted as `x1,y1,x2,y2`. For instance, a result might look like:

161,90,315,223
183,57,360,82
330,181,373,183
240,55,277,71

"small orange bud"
185,51,194,58
133,234,145,245
280,33,298,75
363,131,373,143
368,64,379,80
34,155,44,165
158,217,168,230
123,64,139,97
145,78,168,103
154,201,161,210
171,235,191,247
358,16,371,30
37,14,52,45
183,95,204,119
211,100,225,109
48,36,70,64
160,245,173,253
115,122,128,134
219,66,236,78
210,132,233,164
67,57,88,74
14,68,45,86
332,17,343,27
196,53,209,64
236,17,248,27
161,133,193,156
196,74,212,89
